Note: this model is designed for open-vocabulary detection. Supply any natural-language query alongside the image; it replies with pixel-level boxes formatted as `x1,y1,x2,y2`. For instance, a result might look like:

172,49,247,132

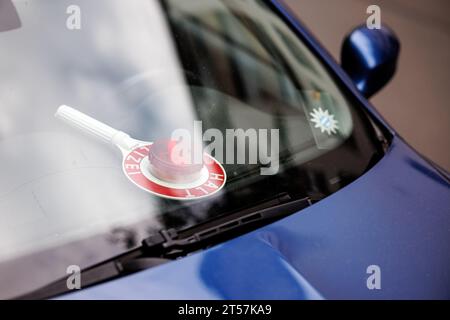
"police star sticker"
310,107,339,135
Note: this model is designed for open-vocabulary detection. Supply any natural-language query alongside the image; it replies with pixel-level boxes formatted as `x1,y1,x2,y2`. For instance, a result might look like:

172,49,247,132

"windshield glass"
0,0,383,298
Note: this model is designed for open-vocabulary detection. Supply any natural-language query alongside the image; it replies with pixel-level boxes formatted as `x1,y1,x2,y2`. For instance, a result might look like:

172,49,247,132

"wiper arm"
18,194,316,300
143,195,314,258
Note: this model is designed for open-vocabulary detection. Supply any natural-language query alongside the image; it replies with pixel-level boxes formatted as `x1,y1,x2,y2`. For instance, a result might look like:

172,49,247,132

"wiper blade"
18,194,316,300
143,195,314,258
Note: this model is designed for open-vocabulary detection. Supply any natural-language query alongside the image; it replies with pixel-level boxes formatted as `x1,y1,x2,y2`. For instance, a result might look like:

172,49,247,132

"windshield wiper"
18,193,317,300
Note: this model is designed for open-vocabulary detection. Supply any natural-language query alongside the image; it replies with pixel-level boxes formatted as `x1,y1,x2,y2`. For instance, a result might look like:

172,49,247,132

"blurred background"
285,0,450,171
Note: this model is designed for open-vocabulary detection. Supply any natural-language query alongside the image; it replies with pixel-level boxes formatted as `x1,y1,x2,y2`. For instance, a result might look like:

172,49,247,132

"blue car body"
61,0,450,300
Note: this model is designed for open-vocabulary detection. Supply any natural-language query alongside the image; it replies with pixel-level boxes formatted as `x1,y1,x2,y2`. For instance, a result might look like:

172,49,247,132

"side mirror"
341,24,400,98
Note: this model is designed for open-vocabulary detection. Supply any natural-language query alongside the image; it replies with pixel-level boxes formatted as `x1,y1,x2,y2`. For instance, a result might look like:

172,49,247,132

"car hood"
61,136,450,299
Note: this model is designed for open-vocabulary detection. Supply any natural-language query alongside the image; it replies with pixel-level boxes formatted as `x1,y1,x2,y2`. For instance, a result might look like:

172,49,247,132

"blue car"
0,0,448,300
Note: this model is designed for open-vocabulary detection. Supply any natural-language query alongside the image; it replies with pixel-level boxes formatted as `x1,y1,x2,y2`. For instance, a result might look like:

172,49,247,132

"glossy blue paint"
341,25,400,98
61,136,450,300
59,1,450,300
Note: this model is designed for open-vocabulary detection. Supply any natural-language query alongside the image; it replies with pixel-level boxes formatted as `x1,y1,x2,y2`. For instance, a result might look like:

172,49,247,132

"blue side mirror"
341,24,400,98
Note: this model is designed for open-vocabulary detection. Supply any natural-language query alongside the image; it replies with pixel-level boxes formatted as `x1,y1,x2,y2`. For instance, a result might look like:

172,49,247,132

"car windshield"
0,0,383,298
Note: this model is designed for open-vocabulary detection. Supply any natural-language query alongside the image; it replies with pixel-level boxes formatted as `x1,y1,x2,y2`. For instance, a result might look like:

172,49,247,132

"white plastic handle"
55,105,137,151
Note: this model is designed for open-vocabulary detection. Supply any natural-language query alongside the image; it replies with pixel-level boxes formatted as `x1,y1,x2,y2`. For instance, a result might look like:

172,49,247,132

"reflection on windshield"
0,0,21,32
0,0,200,264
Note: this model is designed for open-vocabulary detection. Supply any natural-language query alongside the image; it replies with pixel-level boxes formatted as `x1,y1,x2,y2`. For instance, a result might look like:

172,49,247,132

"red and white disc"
123,144,226,200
